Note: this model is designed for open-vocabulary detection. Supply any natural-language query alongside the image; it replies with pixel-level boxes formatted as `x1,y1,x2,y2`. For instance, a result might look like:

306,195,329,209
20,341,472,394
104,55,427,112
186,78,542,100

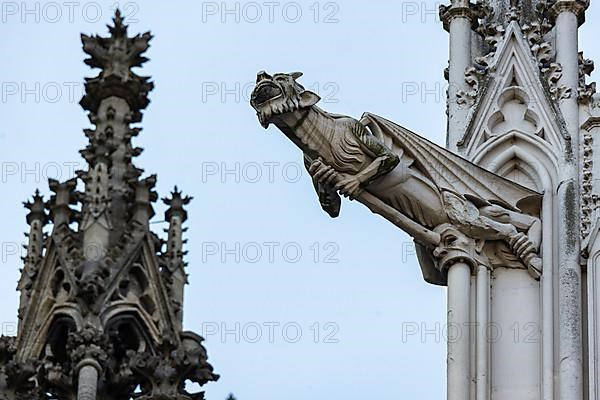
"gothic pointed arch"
471,130,559,192
459,22,569,158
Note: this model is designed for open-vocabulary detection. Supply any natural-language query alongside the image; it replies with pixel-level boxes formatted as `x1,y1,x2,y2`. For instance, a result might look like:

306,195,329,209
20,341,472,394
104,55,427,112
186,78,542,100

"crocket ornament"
250,71,543,283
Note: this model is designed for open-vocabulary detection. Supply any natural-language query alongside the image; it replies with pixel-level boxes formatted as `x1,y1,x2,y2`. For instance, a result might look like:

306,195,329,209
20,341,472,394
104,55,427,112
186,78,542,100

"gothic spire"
79,9,153,248
163,187,193,329
18,190,48,326
80,9,153,118
4,10,218,399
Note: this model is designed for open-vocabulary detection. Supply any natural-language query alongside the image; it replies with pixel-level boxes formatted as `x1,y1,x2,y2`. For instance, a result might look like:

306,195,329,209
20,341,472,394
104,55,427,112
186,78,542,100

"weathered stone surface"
250,71,543,282
248,2,598,398
5,10,217,400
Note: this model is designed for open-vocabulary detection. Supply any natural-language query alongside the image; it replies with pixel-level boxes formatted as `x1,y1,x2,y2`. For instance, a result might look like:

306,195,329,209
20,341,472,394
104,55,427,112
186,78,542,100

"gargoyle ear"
299,90,321,108
291,72,303,80
256,70,272,83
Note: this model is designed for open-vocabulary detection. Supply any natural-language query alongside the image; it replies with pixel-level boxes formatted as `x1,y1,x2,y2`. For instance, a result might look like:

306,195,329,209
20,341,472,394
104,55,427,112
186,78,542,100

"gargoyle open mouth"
250,70,319,128
251,82,282,106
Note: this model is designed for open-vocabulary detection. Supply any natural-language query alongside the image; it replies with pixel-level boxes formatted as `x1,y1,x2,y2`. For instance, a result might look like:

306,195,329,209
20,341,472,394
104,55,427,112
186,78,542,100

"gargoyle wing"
361,112,542,214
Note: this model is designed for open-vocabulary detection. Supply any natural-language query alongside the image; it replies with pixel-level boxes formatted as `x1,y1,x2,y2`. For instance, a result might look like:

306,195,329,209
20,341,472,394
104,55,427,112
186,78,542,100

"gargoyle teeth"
265,108,272,120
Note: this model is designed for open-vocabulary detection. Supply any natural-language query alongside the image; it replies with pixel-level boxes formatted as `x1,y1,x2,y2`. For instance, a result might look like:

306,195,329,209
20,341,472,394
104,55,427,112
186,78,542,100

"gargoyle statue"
250,71,543,280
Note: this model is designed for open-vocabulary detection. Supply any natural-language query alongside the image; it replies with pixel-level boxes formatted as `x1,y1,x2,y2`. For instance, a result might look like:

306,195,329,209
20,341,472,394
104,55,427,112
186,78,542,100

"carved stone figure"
250,71,543,280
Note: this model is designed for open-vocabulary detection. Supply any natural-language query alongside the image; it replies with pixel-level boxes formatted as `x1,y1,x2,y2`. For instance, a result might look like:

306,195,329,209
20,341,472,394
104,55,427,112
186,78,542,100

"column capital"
549,0,589,25
432,224,482,274
68,325,109,371
439,2,478,32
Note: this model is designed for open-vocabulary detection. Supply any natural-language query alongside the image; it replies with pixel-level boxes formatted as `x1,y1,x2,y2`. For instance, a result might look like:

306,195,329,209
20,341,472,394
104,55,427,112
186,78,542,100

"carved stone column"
440,0,475,151
475,263,490,400
434,224,478,400
68,326,108,400
76,359,101,400
550,2,588,399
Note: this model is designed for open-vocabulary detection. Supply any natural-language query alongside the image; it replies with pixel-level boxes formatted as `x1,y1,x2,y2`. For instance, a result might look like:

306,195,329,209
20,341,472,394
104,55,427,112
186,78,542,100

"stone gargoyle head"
250,71,321,128
75,259,110,306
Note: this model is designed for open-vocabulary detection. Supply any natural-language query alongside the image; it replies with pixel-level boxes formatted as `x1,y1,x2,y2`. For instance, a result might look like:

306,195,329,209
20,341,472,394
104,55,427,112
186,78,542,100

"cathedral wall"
489,268,541,400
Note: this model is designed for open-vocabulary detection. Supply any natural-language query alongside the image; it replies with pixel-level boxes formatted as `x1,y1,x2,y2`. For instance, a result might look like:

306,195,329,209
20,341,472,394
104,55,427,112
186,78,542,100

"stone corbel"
432,223,540,280
433,224,484,276
433,224,478,400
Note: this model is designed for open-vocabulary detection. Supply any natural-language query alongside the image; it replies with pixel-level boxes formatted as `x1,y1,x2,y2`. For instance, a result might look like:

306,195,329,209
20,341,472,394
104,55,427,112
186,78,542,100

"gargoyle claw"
526,255,542,280
309,159,338,185
335,177,363,200
509,232,542,279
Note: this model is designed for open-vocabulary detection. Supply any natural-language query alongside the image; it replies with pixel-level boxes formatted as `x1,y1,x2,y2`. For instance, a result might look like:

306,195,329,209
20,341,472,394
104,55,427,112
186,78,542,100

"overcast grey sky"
2,1,600,399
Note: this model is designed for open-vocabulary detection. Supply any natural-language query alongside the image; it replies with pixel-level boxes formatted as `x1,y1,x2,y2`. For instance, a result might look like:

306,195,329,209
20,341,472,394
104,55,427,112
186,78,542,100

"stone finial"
80,9,154,121
22,189,48,265
82,10,151,80
163,186,193,223
23,189,48,226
